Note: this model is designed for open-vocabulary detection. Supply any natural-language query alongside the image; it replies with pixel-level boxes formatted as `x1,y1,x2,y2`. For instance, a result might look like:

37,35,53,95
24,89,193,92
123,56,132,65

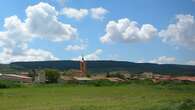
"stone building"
79,56,87,77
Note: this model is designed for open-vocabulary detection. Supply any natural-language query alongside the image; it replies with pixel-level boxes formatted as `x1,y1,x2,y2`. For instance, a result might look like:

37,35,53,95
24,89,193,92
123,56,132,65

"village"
0,57,195,84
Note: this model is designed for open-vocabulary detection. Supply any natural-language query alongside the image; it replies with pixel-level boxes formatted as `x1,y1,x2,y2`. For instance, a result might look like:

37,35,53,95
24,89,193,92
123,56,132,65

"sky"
0,0,195,65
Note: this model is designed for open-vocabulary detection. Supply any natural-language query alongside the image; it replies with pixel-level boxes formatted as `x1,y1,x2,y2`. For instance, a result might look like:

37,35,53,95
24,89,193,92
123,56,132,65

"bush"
106,72,110,77
127,79,154,85
143,99,195,110
62,80,123,87
0,80,22,88
45,69,60,83
106,72,125,79
177,99,195,110
86,74,91,77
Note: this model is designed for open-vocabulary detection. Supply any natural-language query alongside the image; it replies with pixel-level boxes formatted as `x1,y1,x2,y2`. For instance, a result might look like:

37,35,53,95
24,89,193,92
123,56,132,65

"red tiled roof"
173,76,195,82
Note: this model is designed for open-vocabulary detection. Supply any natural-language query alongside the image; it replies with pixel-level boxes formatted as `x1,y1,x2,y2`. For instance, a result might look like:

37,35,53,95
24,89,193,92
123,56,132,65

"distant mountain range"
0,60,195,76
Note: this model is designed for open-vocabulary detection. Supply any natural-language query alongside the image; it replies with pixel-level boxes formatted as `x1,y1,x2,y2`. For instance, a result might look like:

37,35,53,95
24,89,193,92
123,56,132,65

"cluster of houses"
0,73,32,83
0,57,195,84
0,71,195,84
0,72,126,83
134,72,195,83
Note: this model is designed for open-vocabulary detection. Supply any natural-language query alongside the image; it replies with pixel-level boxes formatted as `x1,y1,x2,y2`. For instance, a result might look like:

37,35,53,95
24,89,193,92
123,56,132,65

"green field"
0,83,195,110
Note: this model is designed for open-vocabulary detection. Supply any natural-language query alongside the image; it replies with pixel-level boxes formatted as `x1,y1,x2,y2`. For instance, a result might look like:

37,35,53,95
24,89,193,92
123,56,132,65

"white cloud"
100,18,157,43
64,44,86,51
91,7,108,20
0,16,32,50
149,56,176,64
0,2,80,63
0,2,78,49
0,48,58,64
136,59,145,63
61,7,108,21
62,7,88,20
26,2,78,42
186,60,195,65
106,54,119,61
64,38,88,51
72,49,102,60
159,14,195,49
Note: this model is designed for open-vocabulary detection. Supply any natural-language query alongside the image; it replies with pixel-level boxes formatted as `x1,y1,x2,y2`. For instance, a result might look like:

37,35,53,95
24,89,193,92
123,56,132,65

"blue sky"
0,0,195,65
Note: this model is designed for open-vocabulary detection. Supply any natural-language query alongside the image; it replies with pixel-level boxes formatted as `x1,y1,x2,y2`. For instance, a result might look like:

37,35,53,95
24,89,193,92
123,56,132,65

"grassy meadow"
0,82,195,110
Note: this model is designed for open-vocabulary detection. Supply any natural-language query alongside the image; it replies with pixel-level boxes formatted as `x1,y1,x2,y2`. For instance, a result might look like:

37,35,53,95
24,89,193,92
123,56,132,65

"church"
79,56,86,77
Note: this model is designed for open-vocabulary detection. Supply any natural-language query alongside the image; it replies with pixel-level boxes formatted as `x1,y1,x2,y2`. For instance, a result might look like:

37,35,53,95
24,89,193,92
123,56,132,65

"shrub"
177,99,195,110
86,74,91,77
106,72,110,77
0,80,22,88
142,99,195,110
45,69,60,83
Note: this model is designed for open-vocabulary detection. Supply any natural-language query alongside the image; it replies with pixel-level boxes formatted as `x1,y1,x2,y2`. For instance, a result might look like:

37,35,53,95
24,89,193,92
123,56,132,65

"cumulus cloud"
149,56,176,64
72,49,102,60
100,18,157,43
61,7,108,20
26,2,77,42
0,2,81,63
62,7,88,20
64,38,88,51
0,2,78,49
186,60,195,65
136,59,145,63
0,16,31,50
159,14,195,49
90,7,108,20
0,48,58,64
64,44,86,51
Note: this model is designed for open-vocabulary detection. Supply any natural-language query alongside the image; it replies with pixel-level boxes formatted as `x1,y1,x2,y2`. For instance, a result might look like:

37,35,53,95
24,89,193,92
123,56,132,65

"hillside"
0,60,195,76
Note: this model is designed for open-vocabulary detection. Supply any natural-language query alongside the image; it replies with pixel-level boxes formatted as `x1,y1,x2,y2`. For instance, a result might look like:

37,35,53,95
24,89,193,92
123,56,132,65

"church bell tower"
80,56,86,76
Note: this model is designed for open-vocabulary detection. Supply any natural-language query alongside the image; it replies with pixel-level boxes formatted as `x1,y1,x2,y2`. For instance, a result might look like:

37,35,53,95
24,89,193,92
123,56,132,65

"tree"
86,73,91,77
106,72,110,77
45,69,60,83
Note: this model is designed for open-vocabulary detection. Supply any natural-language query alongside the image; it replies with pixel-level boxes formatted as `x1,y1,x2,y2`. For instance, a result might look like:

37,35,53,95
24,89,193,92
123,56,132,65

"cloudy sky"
0,0,195,65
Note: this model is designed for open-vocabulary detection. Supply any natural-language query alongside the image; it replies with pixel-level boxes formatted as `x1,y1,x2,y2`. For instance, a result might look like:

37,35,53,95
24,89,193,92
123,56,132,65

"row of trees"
41,69,91,83
44,69,128,83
